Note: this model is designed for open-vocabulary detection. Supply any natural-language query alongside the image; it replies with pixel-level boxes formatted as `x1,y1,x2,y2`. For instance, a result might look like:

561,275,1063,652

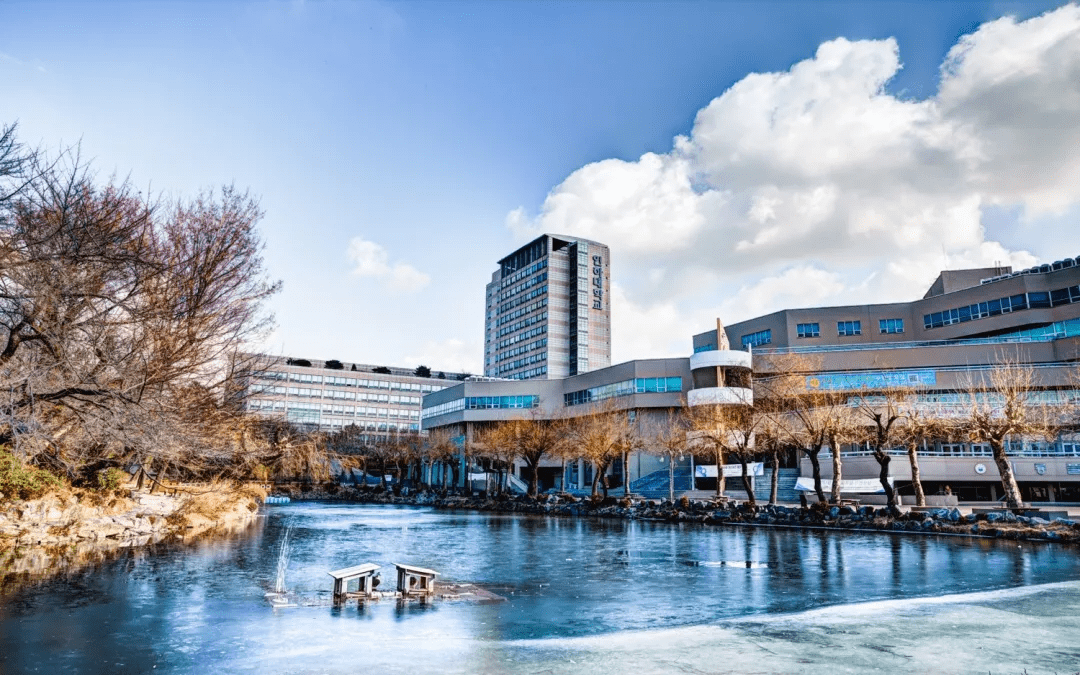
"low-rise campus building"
424,260,1080,503
243,355,464,441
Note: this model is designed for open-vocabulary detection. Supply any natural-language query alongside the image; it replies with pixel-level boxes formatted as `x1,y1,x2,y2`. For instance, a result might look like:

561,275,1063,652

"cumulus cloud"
346,236,430,293
508,5,1080,360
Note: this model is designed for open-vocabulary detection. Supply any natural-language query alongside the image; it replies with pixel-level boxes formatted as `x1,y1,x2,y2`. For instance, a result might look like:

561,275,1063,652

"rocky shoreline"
1,484,265,591
275,484,1080,544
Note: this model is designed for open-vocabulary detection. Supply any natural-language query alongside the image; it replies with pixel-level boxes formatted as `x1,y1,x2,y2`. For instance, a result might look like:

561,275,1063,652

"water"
2,502,1080,674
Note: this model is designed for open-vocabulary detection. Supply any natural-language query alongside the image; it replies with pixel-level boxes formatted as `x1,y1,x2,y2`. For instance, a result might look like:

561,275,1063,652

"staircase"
736,469,800,503
630,468,694,500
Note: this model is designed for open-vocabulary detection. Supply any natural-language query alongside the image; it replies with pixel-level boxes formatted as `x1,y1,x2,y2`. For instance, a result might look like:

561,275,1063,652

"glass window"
1028,291,1051,309
740,329,772,348
879,318,904,334
796,323,820,338
838,321,861,336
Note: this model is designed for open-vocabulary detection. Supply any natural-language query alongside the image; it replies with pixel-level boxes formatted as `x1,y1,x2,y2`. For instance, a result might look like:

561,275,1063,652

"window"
740,329,772,349
796,323,819,338
879,318,904,334
837,321,861,336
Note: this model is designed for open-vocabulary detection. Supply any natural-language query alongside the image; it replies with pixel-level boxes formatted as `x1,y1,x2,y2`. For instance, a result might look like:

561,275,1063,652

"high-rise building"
484,234,611,380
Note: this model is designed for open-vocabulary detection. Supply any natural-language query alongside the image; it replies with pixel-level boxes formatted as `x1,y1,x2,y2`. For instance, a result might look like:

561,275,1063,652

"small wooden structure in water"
393,562,439,597
328,563,381,600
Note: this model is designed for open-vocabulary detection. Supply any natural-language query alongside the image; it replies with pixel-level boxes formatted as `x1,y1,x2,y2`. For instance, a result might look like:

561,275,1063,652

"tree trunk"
623,450,631,497
769,450,780,506
591,468,601,498
806,447,825,503
829,436,843,504
668,455,675,503
464,454,473,496
560,460,567,492
908,443,926,507
715,448,725,497
528,459,539,498
991,438,1024,509
874,451,898,514
740,460,755,507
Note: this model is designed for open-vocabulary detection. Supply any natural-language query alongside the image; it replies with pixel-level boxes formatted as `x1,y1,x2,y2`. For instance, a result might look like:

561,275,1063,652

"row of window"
259,372,443,393
500,258,547,289
796,319,903,339
740,330,772,348
924,286,1080,330
497,338,547,363
510,365,548,379
497,271,547,303
252,386,422,404
420,394,541,420
495,350,547,374
495,324,546,350
249,399,421,419
564,377,683,406
496,310,547,338
496,298,547,326
498,284,547,315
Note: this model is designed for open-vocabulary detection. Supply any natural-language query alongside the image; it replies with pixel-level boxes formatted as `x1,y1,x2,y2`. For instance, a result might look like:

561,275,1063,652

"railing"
755,333,1067,356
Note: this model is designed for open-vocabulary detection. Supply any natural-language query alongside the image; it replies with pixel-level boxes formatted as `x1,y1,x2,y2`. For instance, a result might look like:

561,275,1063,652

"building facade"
697,260,1080,503
484,234,611,380
244,355,463,442
424,343,753,492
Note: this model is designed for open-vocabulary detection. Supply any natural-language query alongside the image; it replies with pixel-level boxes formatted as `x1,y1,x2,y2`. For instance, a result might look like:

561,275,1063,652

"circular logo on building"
974,463,987,474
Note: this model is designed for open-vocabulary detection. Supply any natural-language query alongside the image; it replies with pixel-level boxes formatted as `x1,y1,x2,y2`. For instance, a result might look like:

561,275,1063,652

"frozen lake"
3,502,1079,673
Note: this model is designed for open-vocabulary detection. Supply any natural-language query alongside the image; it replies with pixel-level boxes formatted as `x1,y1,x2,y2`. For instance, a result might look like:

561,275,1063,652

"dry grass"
167,481,266,530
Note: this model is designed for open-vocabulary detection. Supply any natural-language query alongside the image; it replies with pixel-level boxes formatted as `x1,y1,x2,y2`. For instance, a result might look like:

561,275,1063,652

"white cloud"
346,236,430,293
507,5,1080,359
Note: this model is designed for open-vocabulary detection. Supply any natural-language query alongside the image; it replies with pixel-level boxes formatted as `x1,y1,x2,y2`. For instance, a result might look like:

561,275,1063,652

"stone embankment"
0,485,264,550
276,485,1080,544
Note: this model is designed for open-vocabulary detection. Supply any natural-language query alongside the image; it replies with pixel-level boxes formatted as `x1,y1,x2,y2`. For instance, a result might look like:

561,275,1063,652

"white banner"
794,477,892,494
695,462,764,478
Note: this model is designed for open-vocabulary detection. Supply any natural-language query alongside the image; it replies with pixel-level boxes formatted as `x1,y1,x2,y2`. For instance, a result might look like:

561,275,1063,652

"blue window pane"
988,299,1002,316
668,377,682,391
1028,291,1051,308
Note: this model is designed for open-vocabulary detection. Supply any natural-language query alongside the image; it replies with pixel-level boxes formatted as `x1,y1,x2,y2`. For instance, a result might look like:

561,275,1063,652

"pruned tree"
961,360,1053,509
852,389,906,514
719,405,763,507
756,353,848,504
414,365,431,378
567,402,634,499
895,404,951,507
651,408,691,502
687,402,733,498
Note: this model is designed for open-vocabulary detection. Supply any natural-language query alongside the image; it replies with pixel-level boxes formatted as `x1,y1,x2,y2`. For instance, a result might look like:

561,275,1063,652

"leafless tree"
566,402,634,499
0,128,279,482
960,360,1054,509
650,408,691,502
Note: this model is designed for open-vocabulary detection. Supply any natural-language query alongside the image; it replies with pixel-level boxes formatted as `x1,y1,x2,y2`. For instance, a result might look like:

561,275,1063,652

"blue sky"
2,1,1078,372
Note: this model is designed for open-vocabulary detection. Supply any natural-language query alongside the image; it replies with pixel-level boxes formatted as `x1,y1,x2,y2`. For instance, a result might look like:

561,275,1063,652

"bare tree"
719,405,762,507
1,131,280,482
651,408,691,502
567,402,633,499
961,360,1053,509
895,404,950,507
853,389,906,514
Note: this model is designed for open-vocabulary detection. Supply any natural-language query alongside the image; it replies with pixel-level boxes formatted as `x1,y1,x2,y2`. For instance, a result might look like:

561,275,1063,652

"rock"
839,506,856,517
828,507,840,519
1028,517,1049,526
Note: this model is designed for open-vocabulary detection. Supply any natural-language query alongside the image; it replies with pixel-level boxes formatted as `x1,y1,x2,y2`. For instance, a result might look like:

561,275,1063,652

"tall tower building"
484,234,611,380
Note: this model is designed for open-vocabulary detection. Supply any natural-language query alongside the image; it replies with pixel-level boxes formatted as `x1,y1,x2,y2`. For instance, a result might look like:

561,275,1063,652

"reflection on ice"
2,503,1079,674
